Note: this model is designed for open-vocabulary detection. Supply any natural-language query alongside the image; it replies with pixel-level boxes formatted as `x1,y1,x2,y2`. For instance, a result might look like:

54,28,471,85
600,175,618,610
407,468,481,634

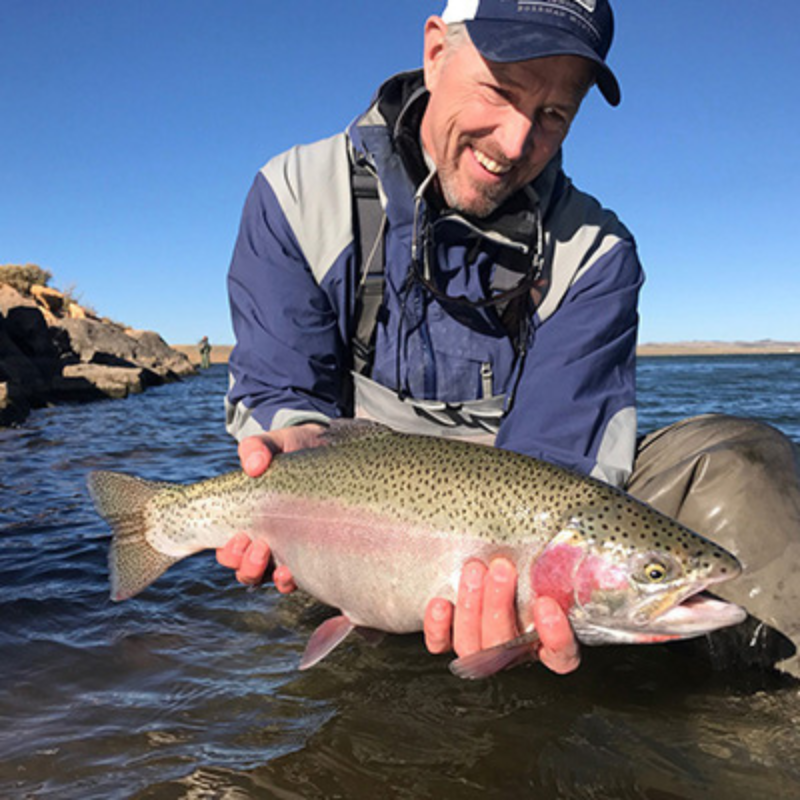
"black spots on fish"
711,551,730,575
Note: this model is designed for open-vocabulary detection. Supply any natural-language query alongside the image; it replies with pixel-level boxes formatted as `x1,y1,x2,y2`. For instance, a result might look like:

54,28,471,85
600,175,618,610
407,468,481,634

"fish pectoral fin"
299,615,357,670
449,631,541,680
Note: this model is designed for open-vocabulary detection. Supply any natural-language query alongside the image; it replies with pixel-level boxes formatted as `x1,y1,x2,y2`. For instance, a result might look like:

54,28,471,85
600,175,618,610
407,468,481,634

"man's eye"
538,108,568,132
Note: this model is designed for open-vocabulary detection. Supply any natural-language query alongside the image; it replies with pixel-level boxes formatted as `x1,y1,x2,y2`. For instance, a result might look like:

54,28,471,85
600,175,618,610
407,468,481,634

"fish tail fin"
87,471,181,601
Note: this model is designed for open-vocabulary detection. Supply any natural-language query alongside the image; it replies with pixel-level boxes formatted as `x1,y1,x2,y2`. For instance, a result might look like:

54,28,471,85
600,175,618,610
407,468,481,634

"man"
219,0,634,675
218,1,800,677
198,336,212,369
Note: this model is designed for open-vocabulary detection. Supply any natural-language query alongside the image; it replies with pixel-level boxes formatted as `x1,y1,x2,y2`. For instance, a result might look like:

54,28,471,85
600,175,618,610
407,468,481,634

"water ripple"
1,362,799,799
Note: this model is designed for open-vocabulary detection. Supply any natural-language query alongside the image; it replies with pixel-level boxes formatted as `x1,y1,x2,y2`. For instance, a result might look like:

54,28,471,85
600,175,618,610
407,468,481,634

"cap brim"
465,19,621,107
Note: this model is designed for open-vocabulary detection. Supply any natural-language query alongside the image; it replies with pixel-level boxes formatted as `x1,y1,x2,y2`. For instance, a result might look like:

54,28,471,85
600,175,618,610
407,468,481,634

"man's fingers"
424,598,454,654
452,560,487,657
216,532,250,569
234,538,271,585
534,596,581,675
481,558,519,649
238,437,272,477
216,533,270,585
273,565,297,594
237,424,326,478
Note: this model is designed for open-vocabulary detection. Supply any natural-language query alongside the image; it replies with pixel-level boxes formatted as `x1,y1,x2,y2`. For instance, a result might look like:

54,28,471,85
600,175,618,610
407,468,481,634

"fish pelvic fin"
299,615,357,670
87,471,180,601
449,631,541,680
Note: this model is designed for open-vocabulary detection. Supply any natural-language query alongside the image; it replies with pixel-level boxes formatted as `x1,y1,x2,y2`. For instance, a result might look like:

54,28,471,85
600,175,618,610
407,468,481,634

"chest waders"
349,160,542,443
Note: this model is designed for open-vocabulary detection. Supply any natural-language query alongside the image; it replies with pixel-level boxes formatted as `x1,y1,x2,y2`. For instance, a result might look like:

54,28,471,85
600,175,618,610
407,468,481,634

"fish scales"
255,428,735,574
88,421,747,677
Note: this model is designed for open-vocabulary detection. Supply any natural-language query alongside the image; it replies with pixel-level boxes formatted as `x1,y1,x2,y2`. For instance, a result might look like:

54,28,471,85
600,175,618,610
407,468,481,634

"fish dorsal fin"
299,615,357,670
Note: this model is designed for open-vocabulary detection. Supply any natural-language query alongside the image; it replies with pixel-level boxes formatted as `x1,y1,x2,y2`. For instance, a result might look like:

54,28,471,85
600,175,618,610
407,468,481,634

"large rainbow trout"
88,421,746,678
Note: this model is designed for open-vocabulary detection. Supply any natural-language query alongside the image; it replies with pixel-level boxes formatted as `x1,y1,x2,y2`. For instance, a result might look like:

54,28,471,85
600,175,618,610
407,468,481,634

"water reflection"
1,363,798,799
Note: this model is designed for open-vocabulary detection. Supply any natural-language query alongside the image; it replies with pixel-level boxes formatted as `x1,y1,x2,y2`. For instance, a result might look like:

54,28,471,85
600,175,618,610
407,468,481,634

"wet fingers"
453,560,487,657
424,598,454,654
481,558,519,649
534,596,581,675
216,532,251,569
273,564,297,594
234,538,271,585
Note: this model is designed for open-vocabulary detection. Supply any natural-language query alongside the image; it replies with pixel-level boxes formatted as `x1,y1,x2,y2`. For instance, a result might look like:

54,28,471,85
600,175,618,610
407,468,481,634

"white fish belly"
252,495,507,633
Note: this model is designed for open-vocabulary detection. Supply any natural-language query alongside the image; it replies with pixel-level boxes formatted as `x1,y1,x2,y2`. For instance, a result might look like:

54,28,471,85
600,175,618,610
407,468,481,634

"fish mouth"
574,593,748,646
642,593,748,637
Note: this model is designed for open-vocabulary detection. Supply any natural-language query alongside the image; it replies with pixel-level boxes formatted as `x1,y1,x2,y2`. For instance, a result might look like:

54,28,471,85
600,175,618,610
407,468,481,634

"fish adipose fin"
299,615,358,670
87,471,180,601
449,631,541,680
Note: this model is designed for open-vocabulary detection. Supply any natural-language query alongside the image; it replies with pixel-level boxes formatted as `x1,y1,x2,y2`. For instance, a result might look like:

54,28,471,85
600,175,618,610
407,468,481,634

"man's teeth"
473,148,511,176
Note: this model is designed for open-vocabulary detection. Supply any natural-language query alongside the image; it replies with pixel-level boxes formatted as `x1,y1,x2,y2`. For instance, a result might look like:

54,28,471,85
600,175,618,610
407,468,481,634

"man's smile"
471,146,512,176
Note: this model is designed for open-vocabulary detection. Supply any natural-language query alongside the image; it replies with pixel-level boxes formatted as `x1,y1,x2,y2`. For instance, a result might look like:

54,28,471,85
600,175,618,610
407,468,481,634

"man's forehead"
485,54,595,96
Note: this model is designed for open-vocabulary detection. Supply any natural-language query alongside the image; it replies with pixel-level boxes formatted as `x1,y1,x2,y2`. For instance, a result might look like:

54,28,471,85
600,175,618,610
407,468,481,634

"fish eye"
643,562,668,583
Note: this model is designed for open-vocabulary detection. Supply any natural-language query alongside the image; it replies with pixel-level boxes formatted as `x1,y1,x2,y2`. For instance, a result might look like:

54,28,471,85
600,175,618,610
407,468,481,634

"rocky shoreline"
1,278,194,427
4,262,795,428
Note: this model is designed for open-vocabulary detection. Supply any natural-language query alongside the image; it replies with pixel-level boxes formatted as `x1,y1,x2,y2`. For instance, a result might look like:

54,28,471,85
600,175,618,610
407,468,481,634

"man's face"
420,18,595,218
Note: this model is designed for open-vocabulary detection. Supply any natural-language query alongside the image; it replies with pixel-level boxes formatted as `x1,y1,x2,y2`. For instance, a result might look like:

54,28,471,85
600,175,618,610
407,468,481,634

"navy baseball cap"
441,0,621,106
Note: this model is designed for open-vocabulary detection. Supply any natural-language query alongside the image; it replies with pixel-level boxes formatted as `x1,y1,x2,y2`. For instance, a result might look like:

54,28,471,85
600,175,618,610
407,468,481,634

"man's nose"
496,109,535,162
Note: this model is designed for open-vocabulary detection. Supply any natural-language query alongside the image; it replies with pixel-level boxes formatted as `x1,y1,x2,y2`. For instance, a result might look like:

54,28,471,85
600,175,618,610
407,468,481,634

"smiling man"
421,31,595,217
220,0,641,675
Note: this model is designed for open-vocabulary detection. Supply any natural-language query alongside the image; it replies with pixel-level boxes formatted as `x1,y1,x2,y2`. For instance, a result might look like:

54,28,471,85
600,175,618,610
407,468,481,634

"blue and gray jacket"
226,71,644,486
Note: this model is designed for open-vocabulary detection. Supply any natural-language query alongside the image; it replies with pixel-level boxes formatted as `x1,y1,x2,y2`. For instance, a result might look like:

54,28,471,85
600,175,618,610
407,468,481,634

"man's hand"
237,423,326,477
217,430,581,676
216,423,325,588
423,558,581,675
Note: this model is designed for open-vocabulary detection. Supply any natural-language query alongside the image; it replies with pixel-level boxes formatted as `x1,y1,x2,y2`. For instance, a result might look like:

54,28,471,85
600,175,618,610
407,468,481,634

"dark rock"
0,381,31,426
51,319,193,379
51,364,156,401
126,329,195,378
0,283,196,426
0,316,51,398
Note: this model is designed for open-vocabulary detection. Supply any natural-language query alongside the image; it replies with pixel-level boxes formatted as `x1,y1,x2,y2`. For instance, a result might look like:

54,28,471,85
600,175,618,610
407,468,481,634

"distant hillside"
638,340,799,356
173,340,800,365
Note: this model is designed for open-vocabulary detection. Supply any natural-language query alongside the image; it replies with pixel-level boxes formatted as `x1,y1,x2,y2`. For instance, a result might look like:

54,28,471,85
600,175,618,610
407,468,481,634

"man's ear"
422,16,449,93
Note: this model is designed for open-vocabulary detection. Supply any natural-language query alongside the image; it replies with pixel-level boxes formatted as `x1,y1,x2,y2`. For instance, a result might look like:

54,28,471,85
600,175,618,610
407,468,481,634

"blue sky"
2,1,798,346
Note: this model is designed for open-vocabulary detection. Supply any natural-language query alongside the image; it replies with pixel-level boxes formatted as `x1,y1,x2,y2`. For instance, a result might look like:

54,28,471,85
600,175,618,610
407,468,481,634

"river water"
1,357,799,799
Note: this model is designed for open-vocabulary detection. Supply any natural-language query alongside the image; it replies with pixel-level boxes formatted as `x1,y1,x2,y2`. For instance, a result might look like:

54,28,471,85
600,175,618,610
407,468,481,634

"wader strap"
353,371,504,446
351,162,386,376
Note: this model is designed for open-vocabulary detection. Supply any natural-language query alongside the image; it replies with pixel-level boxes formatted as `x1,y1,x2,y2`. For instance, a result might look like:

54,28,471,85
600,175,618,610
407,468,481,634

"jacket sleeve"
225,173,346,441
495,238,643,486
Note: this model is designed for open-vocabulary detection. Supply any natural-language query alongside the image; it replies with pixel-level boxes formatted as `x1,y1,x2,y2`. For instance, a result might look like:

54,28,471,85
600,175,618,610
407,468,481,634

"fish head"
529,500,747,646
